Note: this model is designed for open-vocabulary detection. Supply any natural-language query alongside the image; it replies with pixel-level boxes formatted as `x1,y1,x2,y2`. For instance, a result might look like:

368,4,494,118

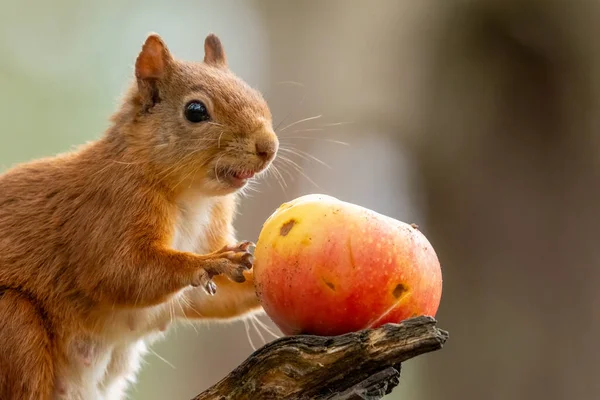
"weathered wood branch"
192,316,448,400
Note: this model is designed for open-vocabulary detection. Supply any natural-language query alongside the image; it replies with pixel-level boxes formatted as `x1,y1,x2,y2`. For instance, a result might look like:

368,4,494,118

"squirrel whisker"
275,156,320,189
249,316,266,345
243,319,257,351
252,314,280,340
273,91,308,132
278,146,331,169
277,114,323,133
269,164,289,192
280,137,350,146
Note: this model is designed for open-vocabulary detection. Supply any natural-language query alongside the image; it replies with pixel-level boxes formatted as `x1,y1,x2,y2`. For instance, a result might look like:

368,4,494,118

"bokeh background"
3,0,600,399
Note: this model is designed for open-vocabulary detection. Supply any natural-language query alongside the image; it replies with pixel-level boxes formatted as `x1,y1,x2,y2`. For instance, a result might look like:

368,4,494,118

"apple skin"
253,194,442,336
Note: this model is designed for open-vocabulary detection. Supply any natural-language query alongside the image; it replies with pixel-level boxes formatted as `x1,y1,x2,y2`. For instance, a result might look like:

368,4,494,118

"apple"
253,194,442,336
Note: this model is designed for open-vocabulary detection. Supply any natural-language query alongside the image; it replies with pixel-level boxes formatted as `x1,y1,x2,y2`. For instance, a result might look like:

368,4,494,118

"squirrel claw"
238,241,254,251
191,269,216,293
220,241,254,253
239,253,254,270
204,280,217,295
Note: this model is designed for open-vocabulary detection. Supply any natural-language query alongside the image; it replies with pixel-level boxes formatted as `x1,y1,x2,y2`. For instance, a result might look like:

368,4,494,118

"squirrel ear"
135,33,173,81
135,33,173,111
203,34,227,67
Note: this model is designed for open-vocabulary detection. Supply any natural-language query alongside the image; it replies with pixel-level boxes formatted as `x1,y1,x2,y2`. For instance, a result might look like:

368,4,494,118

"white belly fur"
54,192,215,400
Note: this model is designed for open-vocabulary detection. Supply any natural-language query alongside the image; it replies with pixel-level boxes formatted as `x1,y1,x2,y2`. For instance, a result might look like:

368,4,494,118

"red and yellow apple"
253,194,443,336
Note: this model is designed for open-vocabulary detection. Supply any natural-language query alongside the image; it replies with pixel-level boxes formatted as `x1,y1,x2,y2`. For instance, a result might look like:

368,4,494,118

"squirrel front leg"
178,238,262,321
175,197,262,320
83,242,253,309
180,269,261,320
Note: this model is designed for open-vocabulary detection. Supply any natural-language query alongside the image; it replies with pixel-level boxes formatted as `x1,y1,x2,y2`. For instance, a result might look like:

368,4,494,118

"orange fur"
0,33,278,399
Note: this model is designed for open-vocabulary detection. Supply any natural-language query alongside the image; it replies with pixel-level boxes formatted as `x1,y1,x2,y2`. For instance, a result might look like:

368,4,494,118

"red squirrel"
0,33,278,399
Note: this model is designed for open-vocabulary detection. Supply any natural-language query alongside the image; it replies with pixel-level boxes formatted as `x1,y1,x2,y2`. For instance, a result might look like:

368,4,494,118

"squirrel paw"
212,241,255,281
191,241,255,294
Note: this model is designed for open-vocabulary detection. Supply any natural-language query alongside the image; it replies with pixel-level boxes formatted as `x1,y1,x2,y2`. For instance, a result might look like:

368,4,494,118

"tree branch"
192,316,448,400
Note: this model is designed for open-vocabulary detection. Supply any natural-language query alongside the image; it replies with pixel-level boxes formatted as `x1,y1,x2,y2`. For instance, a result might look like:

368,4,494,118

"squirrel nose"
255,138,278,162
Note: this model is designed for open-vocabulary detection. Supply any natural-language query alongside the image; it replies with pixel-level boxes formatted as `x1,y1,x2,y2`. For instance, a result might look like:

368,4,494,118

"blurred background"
2,0,600,399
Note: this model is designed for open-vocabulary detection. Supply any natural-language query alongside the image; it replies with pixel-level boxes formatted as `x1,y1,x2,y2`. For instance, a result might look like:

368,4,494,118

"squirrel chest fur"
60,192,221,399
0,33,278,400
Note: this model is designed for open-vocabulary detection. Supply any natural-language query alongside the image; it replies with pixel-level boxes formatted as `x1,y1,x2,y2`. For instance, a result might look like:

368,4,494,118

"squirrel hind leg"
0,289,55,400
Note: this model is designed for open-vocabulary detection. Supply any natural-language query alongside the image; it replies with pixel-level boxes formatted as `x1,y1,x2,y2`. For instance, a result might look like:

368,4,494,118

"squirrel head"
117,33,278,196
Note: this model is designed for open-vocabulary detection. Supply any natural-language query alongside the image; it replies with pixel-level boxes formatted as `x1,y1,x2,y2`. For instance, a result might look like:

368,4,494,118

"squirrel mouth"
216,168,256,187
234,170,255,180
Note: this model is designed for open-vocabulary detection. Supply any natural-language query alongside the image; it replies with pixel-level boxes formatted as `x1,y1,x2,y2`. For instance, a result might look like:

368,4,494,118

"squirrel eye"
184,100,210,123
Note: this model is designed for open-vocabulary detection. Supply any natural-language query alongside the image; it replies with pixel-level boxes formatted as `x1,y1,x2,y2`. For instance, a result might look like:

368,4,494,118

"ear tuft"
204,33,227,67
135,33,173,80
